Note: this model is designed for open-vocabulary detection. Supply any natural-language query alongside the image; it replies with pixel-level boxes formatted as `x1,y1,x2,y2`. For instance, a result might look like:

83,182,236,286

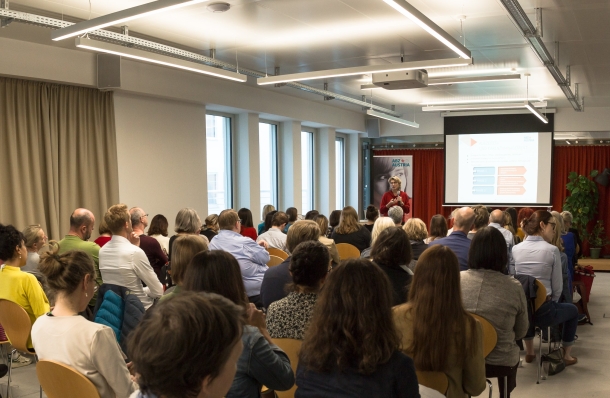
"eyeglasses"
547,222,556,230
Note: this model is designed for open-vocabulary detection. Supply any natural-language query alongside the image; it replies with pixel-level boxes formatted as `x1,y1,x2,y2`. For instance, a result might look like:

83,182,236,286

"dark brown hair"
286,207,298,223
428,214,448,239
171,235,208,285
365,205,379,222
313,214,329,237
328,210,341,228
183,250,249,308
0,224,25,261
405,245,477,371
286,220,321,253
271,211,289,227
39,241,95,294
262,210,278,233
299,259,399,375
98,218,111,236
148,214,169,237
238,208,254,228
127,292,244,398
370,227,412,268
304,210,319,220
335,206,361,235
289,241,329,290
522,210,552,236
468,227,507,273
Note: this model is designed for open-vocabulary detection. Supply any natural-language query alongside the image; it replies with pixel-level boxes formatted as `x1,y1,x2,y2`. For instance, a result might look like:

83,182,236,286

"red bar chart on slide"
457,133,538,203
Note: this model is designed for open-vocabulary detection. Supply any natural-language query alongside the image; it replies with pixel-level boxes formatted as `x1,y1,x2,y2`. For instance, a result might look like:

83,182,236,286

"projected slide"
445,132,553,205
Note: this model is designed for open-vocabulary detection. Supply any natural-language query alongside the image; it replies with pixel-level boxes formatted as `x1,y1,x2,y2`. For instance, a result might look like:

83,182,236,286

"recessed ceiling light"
207,2,231,12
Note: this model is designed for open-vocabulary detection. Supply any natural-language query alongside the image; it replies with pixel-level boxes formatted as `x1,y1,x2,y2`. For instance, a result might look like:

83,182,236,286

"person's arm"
91,327,139,397
462,320,486,397
514,285,529,340
399,192,410,215
89,244,104,287
150,239,169,266
380,192,391,216
133,250,164,299
507,241,515,275
550,248,563,302
247,329,295,391
26,274,50,319
393,354,421,398
244,239,271,265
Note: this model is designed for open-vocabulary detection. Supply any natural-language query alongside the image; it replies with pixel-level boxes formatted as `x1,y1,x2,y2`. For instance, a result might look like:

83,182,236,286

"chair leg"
35,356,41,398
536,328,542,384
504,376,508,398
486,379,493,398
7,349,15,398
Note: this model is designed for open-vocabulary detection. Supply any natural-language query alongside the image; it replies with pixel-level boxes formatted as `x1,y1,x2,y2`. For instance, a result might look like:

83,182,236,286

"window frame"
335,136,346,210
301,129,315,213
206,111,233,212
259,120,279,210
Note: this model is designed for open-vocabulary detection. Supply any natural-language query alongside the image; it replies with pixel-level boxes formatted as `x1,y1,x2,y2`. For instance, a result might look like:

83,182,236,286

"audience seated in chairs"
127,291,245,398
402,218,429,268
266,240,330,340
257,211,289,252
393,245,486,398
259,205,276,234
331,206,372,253
160,234,208,301
32,242,137,398
461,227,528,398
183,250,294,398
363,204,379,233
296,258,420,398
169,207,204,259
425,214,448,244
513,210,579,365
312,214,340,267
370,227,413,306
238,207,259,241
360,216,395,259
21,224,47,273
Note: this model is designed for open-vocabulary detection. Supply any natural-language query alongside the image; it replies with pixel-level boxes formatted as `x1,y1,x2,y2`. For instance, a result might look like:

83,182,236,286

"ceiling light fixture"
206,2,231,12
523,73,548,123
257,57,472,85
382,0,471,59
420,97,544,105
367,109,419,128
422,101,547,112
75,37,248,82
52,0,210,41
427,67,517,77
428,74,521,85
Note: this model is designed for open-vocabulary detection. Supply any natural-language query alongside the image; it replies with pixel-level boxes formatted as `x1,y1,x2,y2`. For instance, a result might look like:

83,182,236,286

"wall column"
345,133,363,217
235,113,261,215
316,127,336,216
279,121,302,212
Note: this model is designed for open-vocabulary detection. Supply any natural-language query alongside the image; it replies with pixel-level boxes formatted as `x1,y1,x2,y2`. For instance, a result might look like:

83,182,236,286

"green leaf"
572,187,580,194
591,170,599,177
568,171,577,180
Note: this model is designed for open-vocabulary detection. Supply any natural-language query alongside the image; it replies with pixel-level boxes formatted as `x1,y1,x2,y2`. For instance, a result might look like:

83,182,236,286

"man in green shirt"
58,208,103,309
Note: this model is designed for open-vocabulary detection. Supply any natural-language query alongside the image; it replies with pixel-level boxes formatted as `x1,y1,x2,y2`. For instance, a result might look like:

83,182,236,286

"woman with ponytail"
32,241,137,398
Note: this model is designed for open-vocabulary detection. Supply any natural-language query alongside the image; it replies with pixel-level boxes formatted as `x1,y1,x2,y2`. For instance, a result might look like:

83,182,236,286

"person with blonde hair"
360,217,394,258
200,213,219,242
379,175,410,219
259,204,276,234
331,206,371,252
551,211,571,305
22,224,47,272
313,214,340,267
403,218,429,265
160,234,208,301
32,242,137,398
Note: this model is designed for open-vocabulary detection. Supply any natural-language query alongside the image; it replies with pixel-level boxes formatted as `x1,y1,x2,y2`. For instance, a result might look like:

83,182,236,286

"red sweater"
240,226,258,241
380,190,410,217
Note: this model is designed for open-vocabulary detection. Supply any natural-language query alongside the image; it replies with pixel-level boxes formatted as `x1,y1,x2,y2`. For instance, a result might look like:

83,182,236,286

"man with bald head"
428,207,475,271
58,208,103,309
489,209,516,275
130,207,168,284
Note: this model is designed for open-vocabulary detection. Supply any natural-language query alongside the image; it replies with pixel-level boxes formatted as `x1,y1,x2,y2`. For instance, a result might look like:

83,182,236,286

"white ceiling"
5,0,610,116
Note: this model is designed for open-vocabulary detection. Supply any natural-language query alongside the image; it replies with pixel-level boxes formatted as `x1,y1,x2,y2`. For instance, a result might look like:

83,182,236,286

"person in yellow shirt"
0,224,50,349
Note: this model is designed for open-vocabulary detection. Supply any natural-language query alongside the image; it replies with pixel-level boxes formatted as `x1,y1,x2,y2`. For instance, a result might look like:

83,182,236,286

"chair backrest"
271,338,302,398
335,243,360,260
416,371,448,396
267,255,284,267
534,280,547,311
470,313,498,358
0,299,34,354
267,248,289,260
37,359,101,398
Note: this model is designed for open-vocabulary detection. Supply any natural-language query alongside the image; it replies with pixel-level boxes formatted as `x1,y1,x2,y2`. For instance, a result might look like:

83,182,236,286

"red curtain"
374,146,610,254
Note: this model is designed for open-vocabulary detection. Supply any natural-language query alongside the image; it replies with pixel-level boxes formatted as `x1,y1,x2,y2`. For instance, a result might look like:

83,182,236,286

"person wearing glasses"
266,240,330,340
513,210,579,366
129,207,168,284
33,242,137,398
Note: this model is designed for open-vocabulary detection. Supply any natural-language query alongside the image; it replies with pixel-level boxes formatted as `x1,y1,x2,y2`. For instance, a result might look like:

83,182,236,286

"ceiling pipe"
499,1,583,111
0,8,402,117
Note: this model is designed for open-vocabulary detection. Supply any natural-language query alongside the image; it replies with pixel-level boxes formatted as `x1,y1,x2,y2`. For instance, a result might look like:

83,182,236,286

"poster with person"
372,155,413,221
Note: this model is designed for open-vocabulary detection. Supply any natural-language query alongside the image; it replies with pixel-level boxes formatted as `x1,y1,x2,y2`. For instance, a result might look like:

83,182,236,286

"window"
206,114,232,215
301,131,314,213
259,122,278,213
335,137,345,210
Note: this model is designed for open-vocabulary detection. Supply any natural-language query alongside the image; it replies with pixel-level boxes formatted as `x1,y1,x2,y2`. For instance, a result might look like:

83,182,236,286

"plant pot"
590,248,602,259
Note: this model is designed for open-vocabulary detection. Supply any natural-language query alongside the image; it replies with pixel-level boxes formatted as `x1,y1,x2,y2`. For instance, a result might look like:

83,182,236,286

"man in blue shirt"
209,209,270,307
429,207,475,271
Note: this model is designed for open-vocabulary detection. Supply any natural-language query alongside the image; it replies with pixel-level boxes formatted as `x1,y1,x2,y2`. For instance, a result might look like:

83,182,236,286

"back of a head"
304,210,319,220
371,217,396,245
328,210,342,228
313,214,329,235
521,210,552,236
453,207,476,232
300,259,398,375
505,208,518,230
387,206,403,224
286,207,298,223
148,214,169,237
468,227,507,273
238,208,254,228
262,204,276,221
489,209,504,225
204,214,219,231
130,207,145,229
289,241,330,289
218,209,240,231
271,211,289,227
365,205,379,222
517,207,535,229
550,212,565,250
0,224,24,261
471,205,489,230
175,208,202,234
69,208,93,230
561,211,573,226
98,218,112,236
286,220,321,253
429,215,448,238
23,224,43,249
370,227,412,268
39,241,95,294
171,235,208,285
403,218,427,241
335,206,360,235
128,291,245,398
183,250,248,308
263,210,278,233
105,204,130,235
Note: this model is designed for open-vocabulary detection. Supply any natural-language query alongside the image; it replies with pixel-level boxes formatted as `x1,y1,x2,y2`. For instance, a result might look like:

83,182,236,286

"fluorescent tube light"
367,109,419,128
52,0,209,41
361,84,382,90
428,67,517,77
382,0,471,59
75,37,247,82
524,101,549,123
422,101,547,112
257,57,472,85
420,97,544,105
427,74,521,85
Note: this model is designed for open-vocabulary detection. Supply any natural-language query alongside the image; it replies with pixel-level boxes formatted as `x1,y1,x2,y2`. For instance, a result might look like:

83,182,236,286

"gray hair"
388,206,404,225
174,208,202,234
130,207,145,228
561,211,573,226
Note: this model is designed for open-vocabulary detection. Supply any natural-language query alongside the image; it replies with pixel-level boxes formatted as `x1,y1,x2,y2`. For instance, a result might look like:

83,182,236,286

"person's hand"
129,232,140,247
258,239,269,249
247,303,266,329
397,197,403,205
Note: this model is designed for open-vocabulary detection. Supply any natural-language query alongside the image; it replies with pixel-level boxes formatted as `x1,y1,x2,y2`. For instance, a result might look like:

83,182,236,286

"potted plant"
587,220,610,259
563,170,599,239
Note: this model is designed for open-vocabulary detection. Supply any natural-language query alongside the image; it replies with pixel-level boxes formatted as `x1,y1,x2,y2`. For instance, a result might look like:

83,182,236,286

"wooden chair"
267,255,284,267
0,299,40,398
335,243,360,260
470,313,500,398
272,338,302,398
267,248,289,260
36,360,100,398
416,371,448,396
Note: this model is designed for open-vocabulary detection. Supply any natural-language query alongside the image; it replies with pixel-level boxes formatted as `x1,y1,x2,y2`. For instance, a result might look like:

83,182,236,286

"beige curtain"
0,77,119,240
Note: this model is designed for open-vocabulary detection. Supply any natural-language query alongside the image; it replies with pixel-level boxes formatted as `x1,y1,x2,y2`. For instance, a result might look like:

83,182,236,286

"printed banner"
372,155,413,220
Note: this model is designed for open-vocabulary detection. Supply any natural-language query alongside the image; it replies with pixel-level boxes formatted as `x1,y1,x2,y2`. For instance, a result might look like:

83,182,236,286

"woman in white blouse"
32,242,137,398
